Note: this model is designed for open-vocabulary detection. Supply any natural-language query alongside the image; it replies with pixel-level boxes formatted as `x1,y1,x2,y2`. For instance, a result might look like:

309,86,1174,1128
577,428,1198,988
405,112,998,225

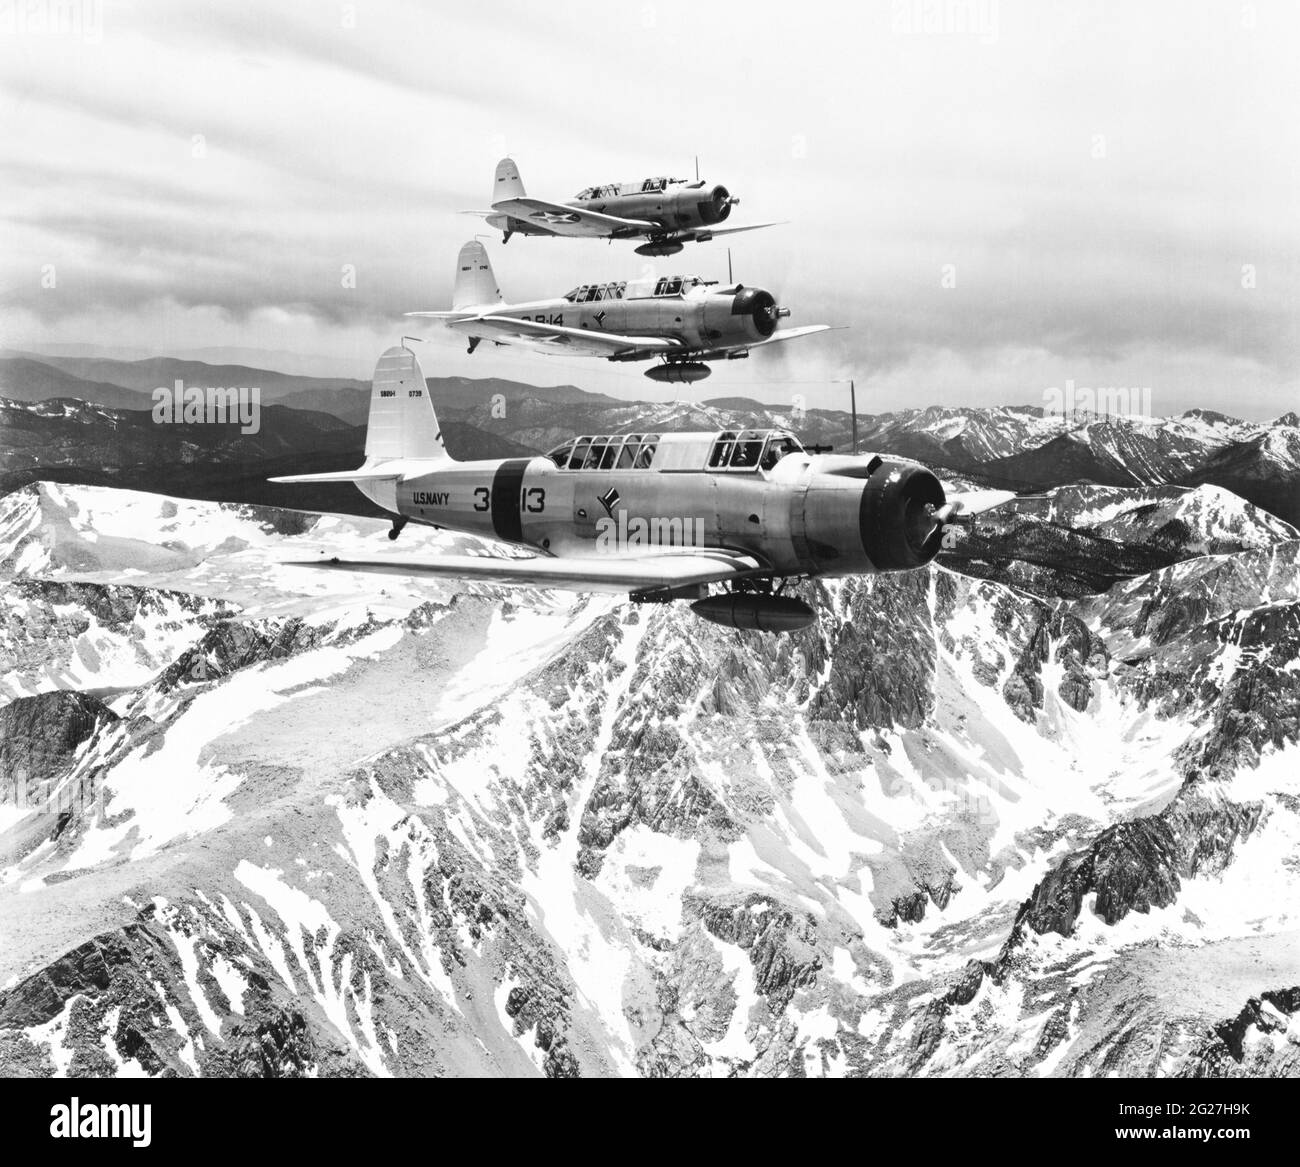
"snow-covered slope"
1004,483,1299,556
0,482,1297,1078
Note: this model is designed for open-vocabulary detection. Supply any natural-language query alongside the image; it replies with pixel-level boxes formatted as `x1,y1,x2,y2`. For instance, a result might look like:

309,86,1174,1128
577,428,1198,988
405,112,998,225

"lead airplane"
270,346,1013,631
468,158,780,256
408,240,831,383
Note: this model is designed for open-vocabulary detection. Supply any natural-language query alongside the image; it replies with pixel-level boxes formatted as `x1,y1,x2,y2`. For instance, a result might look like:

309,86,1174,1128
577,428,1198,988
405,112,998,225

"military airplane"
467,158,780,256
408,240,831,384
270,346,1013,631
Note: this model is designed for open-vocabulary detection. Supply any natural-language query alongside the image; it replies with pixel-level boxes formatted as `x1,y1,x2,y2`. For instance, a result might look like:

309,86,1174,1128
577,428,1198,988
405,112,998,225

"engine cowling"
858,460,947,571
698,285,780,347
731,286,779,339
698,184,733,225
666,184,733,230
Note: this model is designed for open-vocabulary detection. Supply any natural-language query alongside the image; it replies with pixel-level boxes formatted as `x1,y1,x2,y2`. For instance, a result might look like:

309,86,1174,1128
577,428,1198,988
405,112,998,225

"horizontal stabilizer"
268,466,401,485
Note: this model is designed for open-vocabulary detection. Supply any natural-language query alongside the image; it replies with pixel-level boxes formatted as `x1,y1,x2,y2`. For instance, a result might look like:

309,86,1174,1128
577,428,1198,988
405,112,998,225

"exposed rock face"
1,576,236,704
806,574,938,730
0,690,118,804
0,908,371,1078
699,895,823,1011
878,872,960,928
8,578,233,628
909,961,990,1070
1005,792,1266,946
1180,988,1300,1078
159,618,327,689
991,606,1109,723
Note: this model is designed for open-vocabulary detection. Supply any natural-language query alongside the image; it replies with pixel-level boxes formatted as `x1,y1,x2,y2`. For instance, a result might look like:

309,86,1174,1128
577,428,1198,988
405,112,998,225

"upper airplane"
269,345,1014,632
467,158,781,255
408,240,832,383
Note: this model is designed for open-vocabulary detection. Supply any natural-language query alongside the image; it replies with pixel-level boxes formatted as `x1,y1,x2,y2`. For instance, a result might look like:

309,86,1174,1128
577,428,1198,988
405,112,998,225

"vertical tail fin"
364,345,448,462
493,156,525,203
268,346,447,491
452,240,502,311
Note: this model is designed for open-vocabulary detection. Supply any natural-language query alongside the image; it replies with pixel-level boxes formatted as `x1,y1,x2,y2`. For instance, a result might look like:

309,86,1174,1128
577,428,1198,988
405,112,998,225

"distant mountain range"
0,349,611,420
2,350,1297,526
0,395,535,519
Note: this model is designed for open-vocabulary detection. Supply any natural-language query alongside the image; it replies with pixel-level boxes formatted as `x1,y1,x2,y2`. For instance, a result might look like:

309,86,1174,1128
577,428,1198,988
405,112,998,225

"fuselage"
571,176,734,235
491,177,734,242
357,430,947,581
451,276,783,354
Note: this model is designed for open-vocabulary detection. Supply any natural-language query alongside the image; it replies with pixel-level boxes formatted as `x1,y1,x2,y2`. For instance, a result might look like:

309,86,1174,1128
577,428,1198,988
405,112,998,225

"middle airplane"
408,241,833,383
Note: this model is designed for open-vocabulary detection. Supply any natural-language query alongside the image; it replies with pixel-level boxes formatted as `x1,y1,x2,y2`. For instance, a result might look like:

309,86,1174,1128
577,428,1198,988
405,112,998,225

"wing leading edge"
282,549,767,594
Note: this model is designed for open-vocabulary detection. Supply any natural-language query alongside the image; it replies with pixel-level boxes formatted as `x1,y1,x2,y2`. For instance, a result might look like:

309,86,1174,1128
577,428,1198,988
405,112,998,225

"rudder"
493,156,525,203
452,240,502,311
364,345,448,462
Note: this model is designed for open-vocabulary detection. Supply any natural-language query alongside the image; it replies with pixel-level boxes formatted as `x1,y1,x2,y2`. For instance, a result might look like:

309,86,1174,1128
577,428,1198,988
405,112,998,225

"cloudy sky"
2,0,1297,416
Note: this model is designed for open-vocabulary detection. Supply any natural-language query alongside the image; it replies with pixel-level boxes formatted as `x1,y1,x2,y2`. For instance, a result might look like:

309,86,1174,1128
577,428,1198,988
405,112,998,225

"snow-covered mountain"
999,483,1298,556
0,482,1297,1077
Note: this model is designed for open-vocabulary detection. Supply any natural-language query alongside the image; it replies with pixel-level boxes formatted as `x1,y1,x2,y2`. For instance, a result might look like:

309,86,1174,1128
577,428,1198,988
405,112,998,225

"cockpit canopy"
562,275,713,302
562,280,628,303
707,430,805,471
544,429,804,473
647,275,710,297
575,176,688,199
546,433,662,472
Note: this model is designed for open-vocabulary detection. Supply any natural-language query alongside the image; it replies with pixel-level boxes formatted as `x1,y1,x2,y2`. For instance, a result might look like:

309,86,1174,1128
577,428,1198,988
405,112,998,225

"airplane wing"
749,324,834,348
405,312,682,358
694,324,836,362
696,220,786,239
490,197,656,238
281,548,767,595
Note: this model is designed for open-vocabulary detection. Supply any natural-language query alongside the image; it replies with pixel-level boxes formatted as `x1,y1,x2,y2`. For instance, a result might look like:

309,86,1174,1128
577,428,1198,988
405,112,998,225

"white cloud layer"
1,0,1296,416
